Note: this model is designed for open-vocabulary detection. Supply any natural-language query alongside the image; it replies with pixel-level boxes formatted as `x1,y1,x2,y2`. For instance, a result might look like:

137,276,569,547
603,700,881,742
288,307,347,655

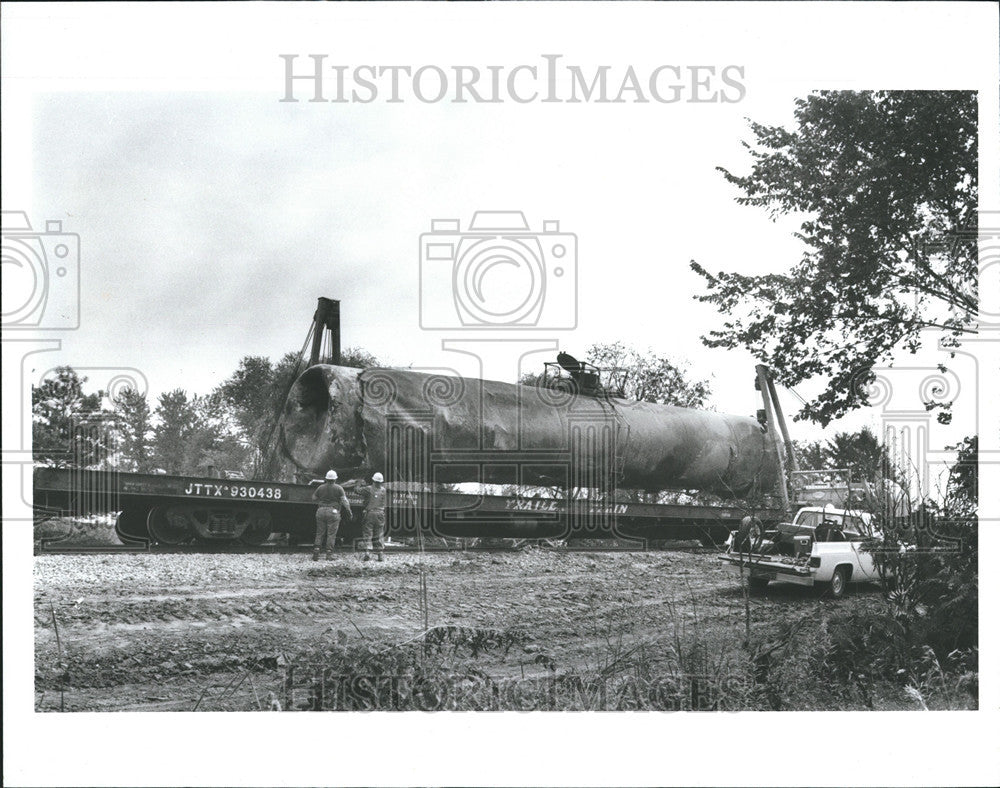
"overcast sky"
5,2,995,453
23,80,858,447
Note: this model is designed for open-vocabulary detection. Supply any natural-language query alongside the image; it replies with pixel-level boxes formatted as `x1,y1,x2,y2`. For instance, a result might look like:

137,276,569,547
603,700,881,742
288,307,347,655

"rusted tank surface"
280,365,779,497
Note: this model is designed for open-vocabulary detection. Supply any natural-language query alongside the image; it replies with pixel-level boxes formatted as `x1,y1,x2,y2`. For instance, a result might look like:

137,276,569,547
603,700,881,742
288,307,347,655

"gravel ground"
34,545,885,711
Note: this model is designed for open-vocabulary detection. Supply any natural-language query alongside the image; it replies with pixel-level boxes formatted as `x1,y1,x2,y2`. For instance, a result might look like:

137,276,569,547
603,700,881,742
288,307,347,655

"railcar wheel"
147,506,193,545
238,510,274,546
115,509,150,543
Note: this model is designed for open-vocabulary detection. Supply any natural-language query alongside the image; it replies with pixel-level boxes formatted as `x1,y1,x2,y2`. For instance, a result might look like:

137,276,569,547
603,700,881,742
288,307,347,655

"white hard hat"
325,470,338,480
372,472,384,482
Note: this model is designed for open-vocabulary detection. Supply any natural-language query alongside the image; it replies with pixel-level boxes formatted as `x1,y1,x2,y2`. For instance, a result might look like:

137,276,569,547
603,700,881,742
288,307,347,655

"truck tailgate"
718,553,815,586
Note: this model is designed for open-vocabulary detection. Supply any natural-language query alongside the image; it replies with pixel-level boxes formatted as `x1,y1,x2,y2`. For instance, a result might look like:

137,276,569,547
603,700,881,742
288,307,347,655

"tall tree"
793,427,898,482
152,389,199,474
194,393,251,474
691,90,977,425
822,427,895,482
218,356,274,439
32,366,112,468
113,387,152,472
792,439,827,472
215,356,278,473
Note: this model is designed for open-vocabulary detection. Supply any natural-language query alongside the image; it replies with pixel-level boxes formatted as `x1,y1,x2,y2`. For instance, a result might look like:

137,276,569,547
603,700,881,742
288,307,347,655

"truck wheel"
748,577,770,592
829,566,849,599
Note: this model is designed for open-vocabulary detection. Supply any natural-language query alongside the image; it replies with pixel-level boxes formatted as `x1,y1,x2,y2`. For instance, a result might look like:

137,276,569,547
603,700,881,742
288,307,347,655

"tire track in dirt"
34,549,873,709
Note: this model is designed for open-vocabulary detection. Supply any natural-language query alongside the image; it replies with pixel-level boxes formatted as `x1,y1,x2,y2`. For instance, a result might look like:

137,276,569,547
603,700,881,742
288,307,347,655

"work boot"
325,553,333,561
362,552,371,562
377,552,384,563
312,552,319,562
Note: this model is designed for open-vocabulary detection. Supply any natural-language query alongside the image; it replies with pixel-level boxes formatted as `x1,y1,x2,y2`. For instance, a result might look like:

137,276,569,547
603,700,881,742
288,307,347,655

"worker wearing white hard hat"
311,470,352,561
359,471,387,561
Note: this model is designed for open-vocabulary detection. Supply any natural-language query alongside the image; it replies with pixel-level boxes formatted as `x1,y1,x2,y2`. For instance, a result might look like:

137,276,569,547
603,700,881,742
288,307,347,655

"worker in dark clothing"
359,471,387,562
312,470,353,561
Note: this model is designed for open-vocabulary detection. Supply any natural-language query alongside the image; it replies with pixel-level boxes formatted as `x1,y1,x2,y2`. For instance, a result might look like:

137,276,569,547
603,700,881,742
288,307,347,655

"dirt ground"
33,538,912,712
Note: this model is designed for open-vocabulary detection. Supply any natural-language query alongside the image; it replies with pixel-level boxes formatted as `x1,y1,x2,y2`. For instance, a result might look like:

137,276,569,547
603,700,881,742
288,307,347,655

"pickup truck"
719,506,881,598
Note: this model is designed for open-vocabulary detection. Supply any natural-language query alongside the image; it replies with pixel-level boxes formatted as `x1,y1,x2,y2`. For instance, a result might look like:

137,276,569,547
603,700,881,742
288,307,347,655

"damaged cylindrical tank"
280,365,779,497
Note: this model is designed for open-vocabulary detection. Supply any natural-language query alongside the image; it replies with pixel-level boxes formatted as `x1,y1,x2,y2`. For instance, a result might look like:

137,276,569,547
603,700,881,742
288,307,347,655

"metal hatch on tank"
278,363,779,497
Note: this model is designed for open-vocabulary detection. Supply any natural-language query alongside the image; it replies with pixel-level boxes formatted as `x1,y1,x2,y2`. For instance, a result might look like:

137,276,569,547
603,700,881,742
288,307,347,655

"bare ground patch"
33,548,973,711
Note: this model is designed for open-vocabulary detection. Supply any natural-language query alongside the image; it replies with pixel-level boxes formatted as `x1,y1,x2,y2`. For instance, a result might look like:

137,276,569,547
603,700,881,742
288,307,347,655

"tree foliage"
795,426,898,482
792,439,827,473
32,346,383,477
339,346,382,369
151,389,202,474
586,342,711,407
692,90,977,425
940,434,977,524
113,387,152,472
866,435,978,667
215,355,295,475
522,342,711,409
32,367,112,468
